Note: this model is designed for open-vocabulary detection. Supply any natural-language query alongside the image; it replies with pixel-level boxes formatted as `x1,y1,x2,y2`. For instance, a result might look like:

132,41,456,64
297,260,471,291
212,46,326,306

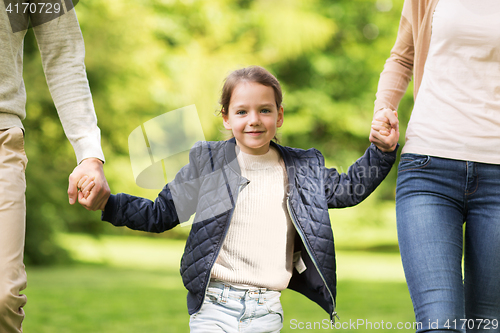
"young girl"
80,66,398,332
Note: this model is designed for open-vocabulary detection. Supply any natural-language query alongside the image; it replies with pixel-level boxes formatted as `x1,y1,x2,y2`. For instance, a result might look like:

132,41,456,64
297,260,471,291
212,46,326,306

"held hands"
369,108,400,152
68,158,110,211
75,175,95,201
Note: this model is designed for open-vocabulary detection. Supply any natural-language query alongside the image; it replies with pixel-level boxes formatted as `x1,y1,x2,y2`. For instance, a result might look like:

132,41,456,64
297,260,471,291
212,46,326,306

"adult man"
1,1,109,331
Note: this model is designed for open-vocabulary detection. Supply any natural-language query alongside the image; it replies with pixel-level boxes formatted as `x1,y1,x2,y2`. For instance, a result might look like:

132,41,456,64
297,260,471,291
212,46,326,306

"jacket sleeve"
101,142,203,232
322,143,398,208
373,0,414,113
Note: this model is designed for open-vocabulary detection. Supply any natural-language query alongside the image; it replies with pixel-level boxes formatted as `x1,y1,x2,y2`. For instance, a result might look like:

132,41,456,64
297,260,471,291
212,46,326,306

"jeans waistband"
207,280,280,304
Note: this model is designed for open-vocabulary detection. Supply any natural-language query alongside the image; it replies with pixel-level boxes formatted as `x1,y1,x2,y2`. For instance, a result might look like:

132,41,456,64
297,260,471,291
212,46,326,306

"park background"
21,0,418,331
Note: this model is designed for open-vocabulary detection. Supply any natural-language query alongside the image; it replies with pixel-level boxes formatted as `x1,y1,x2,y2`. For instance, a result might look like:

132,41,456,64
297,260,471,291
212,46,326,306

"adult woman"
369,0,500,332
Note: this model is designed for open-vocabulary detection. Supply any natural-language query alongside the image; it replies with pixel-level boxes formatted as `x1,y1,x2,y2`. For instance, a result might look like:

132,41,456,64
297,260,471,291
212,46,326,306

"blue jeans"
396,154,500,333
189,280,283,333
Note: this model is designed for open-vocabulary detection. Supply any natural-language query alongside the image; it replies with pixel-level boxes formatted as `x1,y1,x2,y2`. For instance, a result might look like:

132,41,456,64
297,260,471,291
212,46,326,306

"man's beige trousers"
0,127,28,333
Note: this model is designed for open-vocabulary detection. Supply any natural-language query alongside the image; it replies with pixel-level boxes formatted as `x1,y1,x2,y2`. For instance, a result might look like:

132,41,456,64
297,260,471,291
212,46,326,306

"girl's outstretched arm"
100,142,204,233
322,144,398,208
101,184,181,233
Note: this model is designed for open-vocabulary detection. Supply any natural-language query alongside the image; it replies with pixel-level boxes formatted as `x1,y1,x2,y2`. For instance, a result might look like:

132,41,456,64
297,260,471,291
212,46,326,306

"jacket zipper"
286,196,339,321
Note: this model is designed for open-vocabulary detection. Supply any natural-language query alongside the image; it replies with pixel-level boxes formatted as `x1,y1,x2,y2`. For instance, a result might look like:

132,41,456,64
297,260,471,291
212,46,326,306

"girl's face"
223,81,284,155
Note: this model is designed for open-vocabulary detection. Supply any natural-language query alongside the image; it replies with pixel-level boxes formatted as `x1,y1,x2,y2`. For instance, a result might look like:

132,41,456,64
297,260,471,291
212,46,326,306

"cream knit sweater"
211,146,295,291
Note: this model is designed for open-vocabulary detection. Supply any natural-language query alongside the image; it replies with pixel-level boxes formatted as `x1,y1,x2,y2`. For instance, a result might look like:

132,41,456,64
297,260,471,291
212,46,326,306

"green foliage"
22,0,411,264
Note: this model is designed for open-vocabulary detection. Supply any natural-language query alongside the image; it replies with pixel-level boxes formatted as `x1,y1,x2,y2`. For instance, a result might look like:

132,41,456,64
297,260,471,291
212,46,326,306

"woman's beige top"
374,0,500,164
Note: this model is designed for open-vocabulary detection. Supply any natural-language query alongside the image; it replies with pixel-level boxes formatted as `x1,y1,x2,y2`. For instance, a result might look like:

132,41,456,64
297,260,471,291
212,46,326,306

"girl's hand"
77,175,110,210
77,175,95,201
68,158,110,211
369,108,399,152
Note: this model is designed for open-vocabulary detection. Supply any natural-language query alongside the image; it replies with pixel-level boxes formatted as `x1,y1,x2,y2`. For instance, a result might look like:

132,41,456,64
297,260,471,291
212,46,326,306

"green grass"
24,265,188,333
22,234,416,332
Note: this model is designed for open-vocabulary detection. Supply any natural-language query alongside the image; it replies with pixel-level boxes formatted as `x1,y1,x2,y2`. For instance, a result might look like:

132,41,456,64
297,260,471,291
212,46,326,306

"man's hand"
68,158,110,211
369,108,400,152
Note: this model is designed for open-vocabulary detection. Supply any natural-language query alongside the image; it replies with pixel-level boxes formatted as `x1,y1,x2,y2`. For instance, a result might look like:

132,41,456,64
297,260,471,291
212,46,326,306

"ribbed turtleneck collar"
235,145,281,171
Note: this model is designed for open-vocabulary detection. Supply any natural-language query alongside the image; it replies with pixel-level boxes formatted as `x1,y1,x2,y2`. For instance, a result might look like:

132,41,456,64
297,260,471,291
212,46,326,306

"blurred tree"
22,0,410,264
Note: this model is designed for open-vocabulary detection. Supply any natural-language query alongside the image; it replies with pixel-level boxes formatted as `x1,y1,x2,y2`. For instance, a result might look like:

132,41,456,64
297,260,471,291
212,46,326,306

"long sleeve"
373,0,440,113
102,142,204,232
322,143,398,208
33,8,104,163
373,0,414,113
101,186,181,233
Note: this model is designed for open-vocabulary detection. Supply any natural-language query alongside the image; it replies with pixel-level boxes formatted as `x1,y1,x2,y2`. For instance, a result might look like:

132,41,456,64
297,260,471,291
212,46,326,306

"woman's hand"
369,108,399,152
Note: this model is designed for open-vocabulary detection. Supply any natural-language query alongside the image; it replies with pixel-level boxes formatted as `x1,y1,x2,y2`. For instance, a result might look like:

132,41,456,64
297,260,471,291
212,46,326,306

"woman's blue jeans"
396,154,500,333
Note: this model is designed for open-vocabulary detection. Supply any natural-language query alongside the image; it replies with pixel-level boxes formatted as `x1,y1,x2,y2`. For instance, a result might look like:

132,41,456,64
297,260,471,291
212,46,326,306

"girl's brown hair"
219,66,283,117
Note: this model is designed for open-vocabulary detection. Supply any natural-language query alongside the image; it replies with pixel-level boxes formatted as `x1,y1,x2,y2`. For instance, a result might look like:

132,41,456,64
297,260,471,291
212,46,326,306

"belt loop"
221,283,230,304
258,288,265,305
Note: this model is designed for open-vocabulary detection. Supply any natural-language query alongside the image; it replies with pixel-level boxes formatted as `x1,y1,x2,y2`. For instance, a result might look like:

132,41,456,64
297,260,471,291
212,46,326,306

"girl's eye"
261,109,271,113
236,110,247,115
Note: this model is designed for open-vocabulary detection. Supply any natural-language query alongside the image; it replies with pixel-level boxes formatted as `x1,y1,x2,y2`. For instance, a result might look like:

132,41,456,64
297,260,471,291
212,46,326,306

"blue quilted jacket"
102,138,397,319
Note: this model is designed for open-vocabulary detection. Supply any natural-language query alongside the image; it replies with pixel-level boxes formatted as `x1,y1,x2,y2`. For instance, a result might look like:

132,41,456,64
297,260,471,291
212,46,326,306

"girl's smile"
223,81,283,155
245,130,264,136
